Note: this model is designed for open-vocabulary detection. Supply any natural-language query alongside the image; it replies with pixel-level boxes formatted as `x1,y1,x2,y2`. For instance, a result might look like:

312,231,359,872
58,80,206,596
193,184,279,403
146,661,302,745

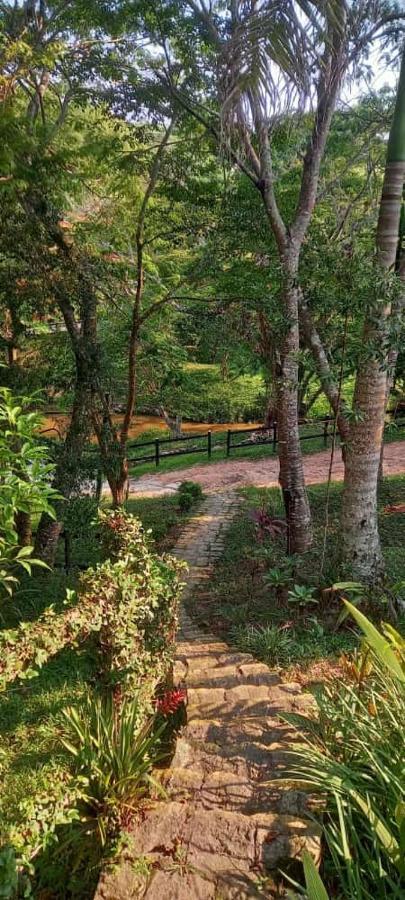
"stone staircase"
95,492,320,899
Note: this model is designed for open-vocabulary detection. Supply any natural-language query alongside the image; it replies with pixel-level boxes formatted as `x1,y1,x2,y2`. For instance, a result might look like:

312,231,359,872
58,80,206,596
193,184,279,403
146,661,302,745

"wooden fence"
124,414,405,469
40,413,405,477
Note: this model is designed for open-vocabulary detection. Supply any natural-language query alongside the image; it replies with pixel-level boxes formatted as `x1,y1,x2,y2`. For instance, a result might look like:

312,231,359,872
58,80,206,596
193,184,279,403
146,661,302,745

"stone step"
95,802,320,900
185,716,303,750
186,683,313,721
184,666,282,689
159,764,310,818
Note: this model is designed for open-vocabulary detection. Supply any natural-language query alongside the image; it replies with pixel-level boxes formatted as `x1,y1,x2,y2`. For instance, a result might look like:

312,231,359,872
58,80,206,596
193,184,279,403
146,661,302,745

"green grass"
186,475,405,673
125,494,197,550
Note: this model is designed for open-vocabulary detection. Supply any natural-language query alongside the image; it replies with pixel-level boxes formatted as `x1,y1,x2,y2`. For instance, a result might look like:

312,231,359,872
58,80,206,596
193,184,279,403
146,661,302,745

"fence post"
155,439,160,467
207,430,212,459
226,429,231,457
273,421,277,452
323,419,329,448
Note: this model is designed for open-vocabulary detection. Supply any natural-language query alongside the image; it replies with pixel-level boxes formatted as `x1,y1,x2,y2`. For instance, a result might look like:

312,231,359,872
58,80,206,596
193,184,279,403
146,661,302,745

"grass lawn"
185,475,405,684
0,492,196,898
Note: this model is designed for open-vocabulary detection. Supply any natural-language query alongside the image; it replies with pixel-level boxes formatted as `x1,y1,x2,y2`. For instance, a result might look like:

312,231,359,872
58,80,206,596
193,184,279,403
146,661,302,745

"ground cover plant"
186,476,405,680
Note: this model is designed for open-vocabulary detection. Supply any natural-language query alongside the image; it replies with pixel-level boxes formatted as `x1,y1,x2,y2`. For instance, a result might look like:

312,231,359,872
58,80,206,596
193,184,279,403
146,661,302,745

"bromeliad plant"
250,506,287,542
61,693,166,844
283,602,405,899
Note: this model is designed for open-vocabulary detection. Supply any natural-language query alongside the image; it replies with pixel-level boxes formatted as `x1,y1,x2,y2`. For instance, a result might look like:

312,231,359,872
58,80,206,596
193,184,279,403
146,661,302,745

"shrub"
177,481,203,512
284,604,405,899
1,511,185,885
0,511,185,701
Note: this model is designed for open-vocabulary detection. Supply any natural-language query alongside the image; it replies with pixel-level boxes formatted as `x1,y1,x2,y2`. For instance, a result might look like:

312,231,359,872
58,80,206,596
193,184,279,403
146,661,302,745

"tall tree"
143,0,401,552
341,46,405,580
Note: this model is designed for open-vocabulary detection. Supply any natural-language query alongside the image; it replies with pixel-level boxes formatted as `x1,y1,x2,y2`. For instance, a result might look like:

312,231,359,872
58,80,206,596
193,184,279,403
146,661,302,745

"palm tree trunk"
341,49,405,581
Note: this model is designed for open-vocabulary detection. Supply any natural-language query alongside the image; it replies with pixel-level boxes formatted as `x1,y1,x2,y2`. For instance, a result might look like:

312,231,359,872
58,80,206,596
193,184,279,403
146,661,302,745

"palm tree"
341,45,405,580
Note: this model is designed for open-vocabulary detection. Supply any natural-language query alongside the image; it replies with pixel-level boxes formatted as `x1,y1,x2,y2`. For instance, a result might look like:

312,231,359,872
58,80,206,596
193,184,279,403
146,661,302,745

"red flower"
155,688,187,716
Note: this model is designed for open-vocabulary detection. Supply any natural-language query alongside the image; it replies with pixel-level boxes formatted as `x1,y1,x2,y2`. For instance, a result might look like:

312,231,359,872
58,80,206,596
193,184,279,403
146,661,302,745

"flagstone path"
95,493,320,900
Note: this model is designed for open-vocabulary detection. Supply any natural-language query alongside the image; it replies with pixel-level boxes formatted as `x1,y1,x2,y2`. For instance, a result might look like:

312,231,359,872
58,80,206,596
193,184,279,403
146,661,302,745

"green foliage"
0,511,184,697
162,364,265,422
287,584,319,606
230,624,293,667
61,693,165,844
177,480,203,511
0,509,184,888
0,388,58,596
187,478,405,670
284,611,405,898
0,846,18,900
302,851,330,900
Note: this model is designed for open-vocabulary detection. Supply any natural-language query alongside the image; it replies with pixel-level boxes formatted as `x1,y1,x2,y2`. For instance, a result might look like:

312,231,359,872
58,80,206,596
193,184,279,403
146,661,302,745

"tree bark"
341,49,405,580
34,357,95,564
277,262,313,553
378,209,405,479
15,510,32,546
299,293,351,447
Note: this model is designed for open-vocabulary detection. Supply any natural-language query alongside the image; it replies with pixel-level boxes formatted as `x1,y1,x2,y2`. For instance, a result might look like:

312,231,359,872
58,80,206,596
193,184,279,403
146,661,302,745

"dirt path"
128,440,405,497
96,494,318,899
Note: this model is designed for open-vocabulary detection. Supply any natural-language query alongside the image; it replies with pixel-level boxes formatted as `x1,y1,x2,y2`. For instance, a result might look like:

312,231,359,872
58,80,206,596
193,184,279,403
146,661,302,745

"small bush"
177,481,203,512
178,481,203,501
1,511,185,885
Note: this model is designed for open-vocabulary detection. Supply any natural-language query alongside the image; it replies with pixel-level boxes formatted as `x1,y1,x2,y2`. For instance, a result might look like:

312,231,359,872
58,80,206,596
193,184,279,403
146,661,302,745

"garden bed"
185,476,405,685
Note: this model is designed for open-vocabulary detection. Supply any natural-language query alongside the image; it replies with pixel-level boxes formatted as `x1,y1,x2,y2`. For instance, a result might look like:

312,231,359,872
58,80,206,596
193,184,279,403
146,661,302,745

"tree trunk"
299,293,350,447
34,515,63,568
341,49,405,580
15,510,32,546
277,264,312,554
264,393,276,429
34,358,94,565
378,208,405,480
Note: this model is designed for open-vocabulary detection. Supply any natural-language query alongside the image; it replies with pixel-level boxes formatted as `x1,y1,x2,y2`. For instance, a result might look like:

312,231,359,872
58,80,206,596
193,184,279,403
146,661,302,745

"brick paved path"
95,494,319,900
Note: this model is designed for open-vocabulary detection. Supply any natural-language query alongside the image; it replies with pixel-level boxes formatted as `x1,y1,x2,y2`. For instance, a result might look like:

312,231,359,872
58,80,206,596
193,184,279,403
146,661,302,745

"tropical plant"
230,623,292,667
263,566,293,589
250,507,287,542
287,584,319,606
286,850,330,900
283,603,405,898
61,693,165,844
